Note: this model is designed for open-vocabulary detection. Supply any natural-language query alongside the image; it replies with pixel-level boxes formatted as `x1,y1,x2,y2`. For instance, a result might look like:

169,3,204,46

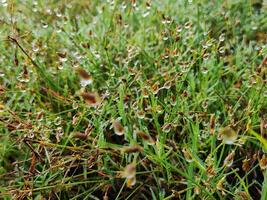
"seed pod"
112,120,124,136
162,123,172,133
182,148,193,163
136,110,145,119
81,91,101,106
234,190,251,200
259,154,267,170
216,176,224,188
151,81,160,94
142,87,149,98
194,186,200,195
76,68,93,87
126,176,136,188
242,158,250,172
122,163,136,179
210,114,216,135
136,130,155,144
219,126,237,145
207,165,216,177
74,132,88,140
224,151,235,167
121,145,143,153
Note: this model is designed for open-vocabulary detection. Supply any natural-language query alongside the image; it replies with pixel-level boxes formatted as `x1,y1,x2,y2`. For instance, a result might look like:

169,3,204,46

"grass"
0,0,267,199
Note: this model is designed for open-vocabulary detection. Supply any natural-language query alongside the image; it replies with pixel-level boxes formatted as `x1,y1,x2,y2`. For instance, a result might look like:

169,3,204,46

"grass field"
0,0,267,199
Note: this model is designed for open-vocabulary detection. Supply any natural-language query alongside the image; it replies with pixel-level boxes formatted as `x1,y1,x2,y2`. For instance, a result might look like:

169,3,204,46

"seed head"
219,126,237,145
81,91,101,106
112,120,125,136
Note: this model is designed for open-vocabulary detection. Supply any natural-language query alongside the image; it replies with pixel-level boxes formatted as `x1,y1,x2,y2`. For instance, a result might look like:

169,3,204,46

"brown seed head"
81,92,101,106
112,120,125,136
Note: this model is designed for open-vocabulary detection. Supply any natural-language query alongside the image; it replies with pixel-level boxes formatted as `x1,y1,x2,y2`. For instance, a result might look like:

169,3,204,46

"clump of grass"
0,0,267,199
